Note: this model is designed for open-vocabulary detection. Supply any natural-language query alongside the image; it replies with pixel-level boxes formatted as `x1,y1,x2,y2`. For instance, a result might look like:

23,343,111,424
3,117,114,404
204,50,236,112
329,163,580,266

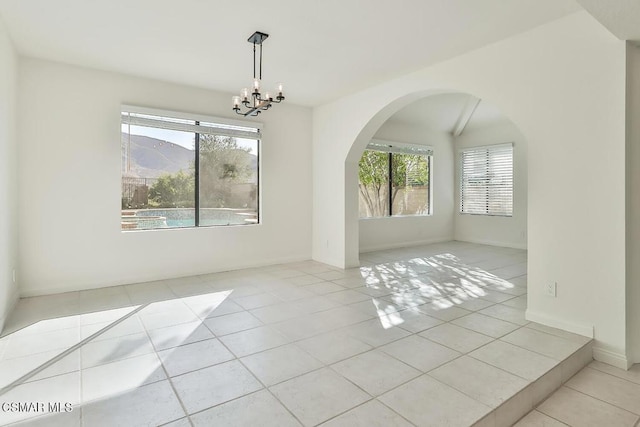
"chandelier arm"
233,31,283,116
236,106,260,117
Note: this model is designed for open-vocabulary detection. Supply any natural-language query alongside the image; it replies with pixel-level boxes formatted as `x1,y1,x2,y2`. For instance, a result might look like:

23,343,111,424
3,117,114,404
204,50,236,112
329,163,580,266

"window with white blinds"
460,143,513,216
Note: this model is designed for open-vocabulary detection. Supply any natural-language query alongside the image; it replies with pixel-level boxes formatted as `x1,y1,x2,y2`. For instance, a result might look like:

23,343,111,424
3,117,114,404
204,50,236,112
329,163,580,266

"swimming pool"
122,208,257,230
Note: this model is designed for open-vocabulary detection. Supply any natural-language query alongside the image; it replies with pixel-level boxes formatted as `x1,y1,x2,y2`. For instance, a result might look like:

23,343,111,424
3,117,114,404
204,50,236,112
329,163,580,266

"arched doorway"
311,14,627,367
332,89,526,267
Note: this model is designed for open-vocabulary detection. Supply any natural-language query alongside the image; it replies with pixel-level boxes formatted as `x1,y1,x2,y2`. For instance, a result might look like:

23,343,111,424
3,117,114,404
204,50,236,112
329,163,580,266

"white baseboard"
593,346,632,370
19,254,311,298
359,237,453,254
525,309,594,338
525,311,631,370
454,237,527,250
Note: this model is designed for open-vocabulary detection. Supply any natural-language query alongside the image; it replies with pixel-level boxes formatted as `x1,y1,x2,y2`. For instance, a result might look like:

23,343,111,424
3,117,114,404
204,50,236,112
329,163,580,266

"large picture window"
460,143,513,216
121,107,260,231
358,140,432,218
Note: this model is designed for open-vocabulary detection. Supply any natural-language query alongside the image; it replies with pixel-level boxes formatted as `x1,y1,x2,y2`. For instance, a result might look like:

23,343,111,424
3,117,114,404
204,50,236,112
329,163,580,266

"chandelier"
232,31,285,116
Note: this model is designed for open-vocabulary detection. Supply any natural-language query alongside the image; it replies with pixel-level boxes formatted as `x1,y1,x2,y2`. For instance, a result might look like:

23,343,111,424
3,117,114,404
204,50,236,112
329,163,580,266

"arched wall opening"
343,89,457,268
347,92,527,257
311,12,628,366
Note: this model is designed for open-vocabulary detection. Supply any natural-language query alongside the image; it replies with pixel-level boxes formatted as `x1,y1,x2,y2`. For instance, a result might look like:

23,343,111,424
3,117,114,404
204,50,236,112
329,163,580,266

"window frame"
459,142,513,217
121,105,262,231
358,140,433,219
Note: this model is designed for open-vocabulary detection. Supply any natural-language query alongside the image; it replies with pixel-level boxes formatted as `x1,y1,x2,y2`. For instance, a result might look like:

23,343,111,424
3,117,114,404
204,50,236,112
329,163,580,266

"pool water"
123,208,256,230
166,219,195,227
166,219,243,227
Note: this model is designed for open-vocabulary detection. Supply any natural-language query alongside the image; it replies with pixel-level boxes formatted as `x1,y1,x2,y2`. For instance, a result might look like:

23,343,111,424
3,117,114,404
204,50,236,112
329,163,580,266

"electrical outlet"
12,269,16,284
545,282,557,297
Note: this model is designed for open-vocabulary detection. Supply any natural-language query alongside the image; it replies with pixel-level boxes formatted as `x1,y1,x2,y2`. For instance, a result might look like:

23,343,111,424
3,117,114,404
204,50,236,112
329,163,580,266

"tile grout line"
464,346,561,384
562,373,640,417
138,308,195,427
535,386,633,426
0,303,149,397
264,333,419,425
293,323,476,424
587,359,640,386
148,290,332,424
190,291,523,381
495,327,591,362
414,325,591,421
173,321,308,427
235,354,308,426
424,373,494,422
529,410,572,427
162,306,451,424
585,364,640,387
1,243,533,426
31,292,524,382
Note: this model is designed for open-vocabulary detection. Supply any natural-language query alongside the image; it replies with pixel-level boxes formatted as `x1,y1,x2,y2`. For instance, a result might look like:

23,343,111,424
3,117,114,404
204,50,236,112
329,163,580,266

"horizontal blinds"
460,143,513,216
368,139,433,156
121,111,261,139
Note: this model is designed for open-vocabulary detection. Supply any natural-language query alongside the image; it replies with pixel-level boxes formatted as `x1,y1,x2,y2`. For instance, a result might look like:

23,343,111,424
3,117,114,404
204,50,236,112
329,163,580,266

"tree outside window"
358,149,431,218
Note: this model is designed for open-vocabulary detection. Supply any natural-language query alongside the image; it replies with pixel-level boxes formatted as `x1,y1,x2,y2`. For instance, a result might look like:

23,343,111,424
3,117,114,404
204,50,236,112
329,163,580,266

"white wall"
18,58,312,296
454,122,528,249
626,42,640,364
0,18,18,330
312,12,628,366
359,120,454,252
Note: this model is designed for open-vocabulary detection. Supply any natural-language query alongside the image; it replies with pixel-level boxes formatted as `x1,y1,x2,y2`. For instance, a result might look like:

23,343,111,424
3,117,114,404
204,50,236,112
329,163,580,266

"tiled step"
472,340,593,427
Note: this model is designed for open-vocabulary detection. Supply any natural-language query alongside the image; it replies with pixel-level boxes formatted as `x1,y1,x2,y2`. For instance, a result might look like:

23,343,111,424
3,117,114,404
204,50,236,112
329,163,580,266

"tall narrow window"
121,108,260,231
358,140,432,218
358,150,390,218
392,153,430,216
460,143,513,216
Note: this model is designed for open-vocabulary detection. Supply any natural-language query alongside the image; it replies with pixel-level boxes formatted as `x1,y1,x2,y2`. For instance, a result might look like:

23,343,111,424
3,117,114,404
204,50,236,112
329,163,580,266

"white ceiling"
388,93,511,134
0,0,580,106
576,0,640,42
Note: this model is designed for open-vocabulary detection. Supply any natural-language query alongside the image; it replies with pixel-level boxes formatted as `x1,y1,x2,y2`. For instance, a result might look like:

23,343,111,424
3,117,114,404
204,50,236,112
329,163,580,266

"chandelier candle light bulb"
232,31,285,116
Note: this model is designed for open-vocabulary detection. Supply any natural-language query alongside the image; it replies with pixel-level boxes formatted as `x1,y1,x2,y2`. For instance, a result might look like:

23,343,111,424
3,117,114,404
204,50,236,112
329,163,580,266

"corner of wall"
525,308,594,339
0,283,18,332
0,14,19,333
625,41,640,365
593,346,632,370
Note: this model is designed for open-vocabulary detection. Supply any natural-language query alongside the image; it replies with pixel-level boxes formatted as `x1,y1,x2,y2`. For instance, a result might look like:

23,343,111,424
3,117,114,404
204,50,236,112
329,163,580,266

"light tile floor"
0,241,596,426
517,362,640,426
